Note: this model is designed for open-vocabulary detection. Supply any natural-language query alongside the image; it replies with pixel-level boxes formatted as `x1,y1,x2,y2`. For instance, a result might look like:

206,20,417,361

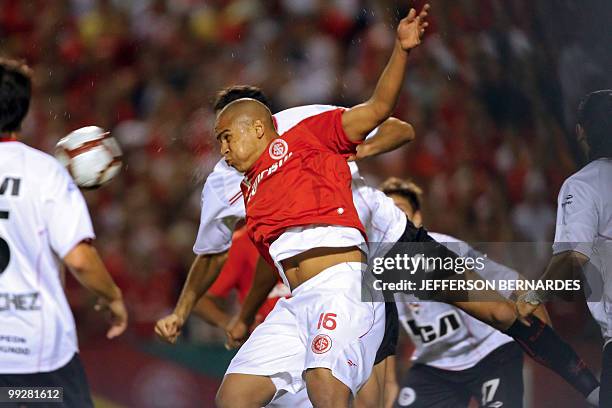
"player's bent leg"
305,367,352,407
298,263,386,404
354,359,386,408
216,373,276,408
223,298,308,405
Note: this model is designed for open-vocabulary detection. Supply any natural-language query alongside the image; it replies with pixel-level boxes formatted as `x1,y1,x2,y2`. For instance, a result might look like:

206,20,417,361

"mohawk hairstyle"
0,57,33,132
213,85,270,113
380,177,423,212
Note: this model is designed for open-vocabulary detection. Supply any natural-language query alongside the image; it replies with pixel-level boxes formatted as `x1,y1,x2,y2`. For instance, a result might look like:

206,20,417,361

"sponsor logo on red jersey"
311,334,332,354
245,152,293,203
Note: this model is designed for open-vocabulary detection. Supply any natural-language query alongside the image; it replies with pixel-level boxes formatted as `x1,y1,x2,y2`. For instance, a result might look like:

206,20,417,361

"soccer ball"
55,126,123,189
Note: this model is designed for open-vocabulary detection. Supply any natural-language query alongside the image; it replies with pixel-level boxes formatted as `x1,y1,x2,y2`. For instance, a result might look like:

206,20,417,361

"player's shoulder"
15,143,69,180
202,158,244,204
561,159,612,198
273,104,343,134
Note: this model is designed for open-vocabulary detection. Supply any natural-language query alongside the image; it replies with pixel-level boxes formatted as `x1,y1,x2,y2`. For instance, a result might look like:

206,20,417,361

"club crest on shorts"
269,139,288,160
311,334,332,354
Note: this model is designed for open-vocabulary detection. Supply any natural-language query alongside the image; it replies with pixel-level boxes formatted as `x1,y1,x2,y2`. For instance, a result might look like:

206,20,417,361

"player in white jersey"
0,58,128,407
518,90,612,406
380,177,552,407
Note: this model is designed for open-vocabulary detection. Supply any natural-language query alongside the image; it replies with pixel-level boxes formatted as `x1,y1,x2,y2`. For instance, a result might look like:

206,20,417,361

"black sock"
503,315,599,397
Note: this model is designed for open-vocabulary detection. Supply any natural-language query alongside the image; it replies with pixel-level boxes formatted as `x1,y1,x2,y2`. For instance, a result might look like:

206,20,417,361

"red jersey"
240,109,366,262
208,227,287,321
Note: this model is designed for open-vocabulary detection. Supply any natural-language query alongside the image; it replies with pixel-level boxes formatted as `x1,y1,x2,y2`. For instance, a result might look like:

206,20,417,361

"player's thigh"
600,342,612,405
469,343,524,408
354,358,386,408
216,373,277,408
300,280,385,396
225,299,307,400
394,364,469,408
304,367,351,408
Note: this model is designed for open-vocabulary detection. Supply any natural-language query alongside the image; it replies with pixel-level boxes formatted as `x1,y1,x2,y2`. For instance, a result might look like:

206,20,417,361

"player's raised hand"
95,297,128,339
155,313,185,344
397,3,430,51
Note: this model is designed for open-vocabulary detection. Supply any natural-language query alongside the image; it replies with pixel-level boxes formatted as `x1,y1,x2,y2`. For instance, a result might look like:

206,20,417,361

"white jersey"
395,233,516,371
552,158,612,344
193,105,406,256
0,141,95,374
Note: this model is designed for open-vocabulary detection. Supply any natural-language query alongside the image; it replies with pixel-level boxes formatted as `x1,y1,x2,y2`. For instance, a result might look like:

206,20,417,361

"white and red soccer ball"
55,126,123,188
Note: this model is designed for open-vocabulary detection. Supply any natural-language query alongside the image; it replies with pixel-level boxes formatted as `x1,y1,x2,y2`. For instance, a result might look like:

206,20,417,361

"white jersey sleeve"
552,176,599,258
193,160,246,255
41,165,95,258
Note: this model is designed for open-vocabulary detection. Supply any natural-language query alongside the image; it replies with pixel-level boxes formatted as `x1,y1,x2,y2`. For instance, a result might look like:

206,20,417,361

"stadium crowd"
1,0,609,340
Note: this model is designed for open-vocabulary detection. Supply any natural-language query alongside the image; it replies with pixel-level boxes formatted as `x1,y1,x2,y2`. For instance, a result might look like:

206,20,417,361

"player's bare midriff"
280,246,365,290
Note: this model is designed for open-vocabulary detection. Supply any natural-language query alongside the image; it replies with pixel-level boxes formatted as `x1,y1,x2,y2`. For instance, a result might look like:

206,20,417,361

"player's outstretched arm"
64,242,128,339
350,118,415,161
342,3,429,142
225,256,277,349
155,251,228,344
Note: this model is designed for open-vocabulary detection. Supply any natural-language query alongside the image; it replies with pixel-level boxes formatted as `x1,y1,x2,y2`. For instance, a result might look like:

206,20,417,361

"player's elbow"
63,242,99,274
385,118,415,142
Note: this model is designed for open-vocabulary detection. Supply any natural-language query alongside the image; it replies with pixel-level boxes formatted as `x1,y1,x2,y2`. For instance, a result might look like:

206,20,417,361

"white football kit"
395,233,517,371
194,105,406,402
552,158,612,344
0,141,95,374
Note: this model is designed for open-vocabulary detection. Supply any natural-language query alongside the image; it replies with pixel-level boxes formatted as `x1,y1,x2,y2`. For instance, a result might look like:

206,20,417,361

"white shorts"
225,262,385,402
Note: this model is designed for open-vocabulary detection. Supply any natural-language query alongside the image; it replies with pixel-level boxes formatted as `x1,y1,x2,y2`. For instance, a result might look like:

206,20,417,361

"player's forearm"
193,295,231,329
534,251,589,302
343,42,410,140
239,257,277,325
64,243,122,302
368,41,410,120
174,252,228,320
356,118,415,160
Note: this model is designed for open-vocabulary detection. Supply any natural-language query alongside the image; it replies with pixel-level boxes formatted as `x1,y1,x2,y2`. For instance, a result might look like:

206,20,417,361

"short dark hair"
380,177,423,212
577,89,612,160
213,85,270,113
0,58,32,132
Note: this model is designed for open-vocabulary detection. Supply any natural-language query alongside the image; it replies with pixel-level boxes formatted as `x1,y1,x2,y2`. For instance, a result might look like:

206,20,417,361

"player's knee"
305,368,351,407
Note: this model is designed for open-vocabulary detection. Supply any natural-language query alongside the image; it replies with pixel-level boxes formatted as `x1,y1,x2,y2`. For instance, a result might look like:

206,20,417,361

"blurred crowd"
1,0,610,340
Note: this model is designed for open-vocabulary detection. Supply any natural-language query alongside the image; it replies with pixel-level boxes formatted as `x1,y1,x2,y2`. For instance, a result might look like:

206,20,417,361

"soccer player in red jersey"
161,5,429,407
193,226,290,332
